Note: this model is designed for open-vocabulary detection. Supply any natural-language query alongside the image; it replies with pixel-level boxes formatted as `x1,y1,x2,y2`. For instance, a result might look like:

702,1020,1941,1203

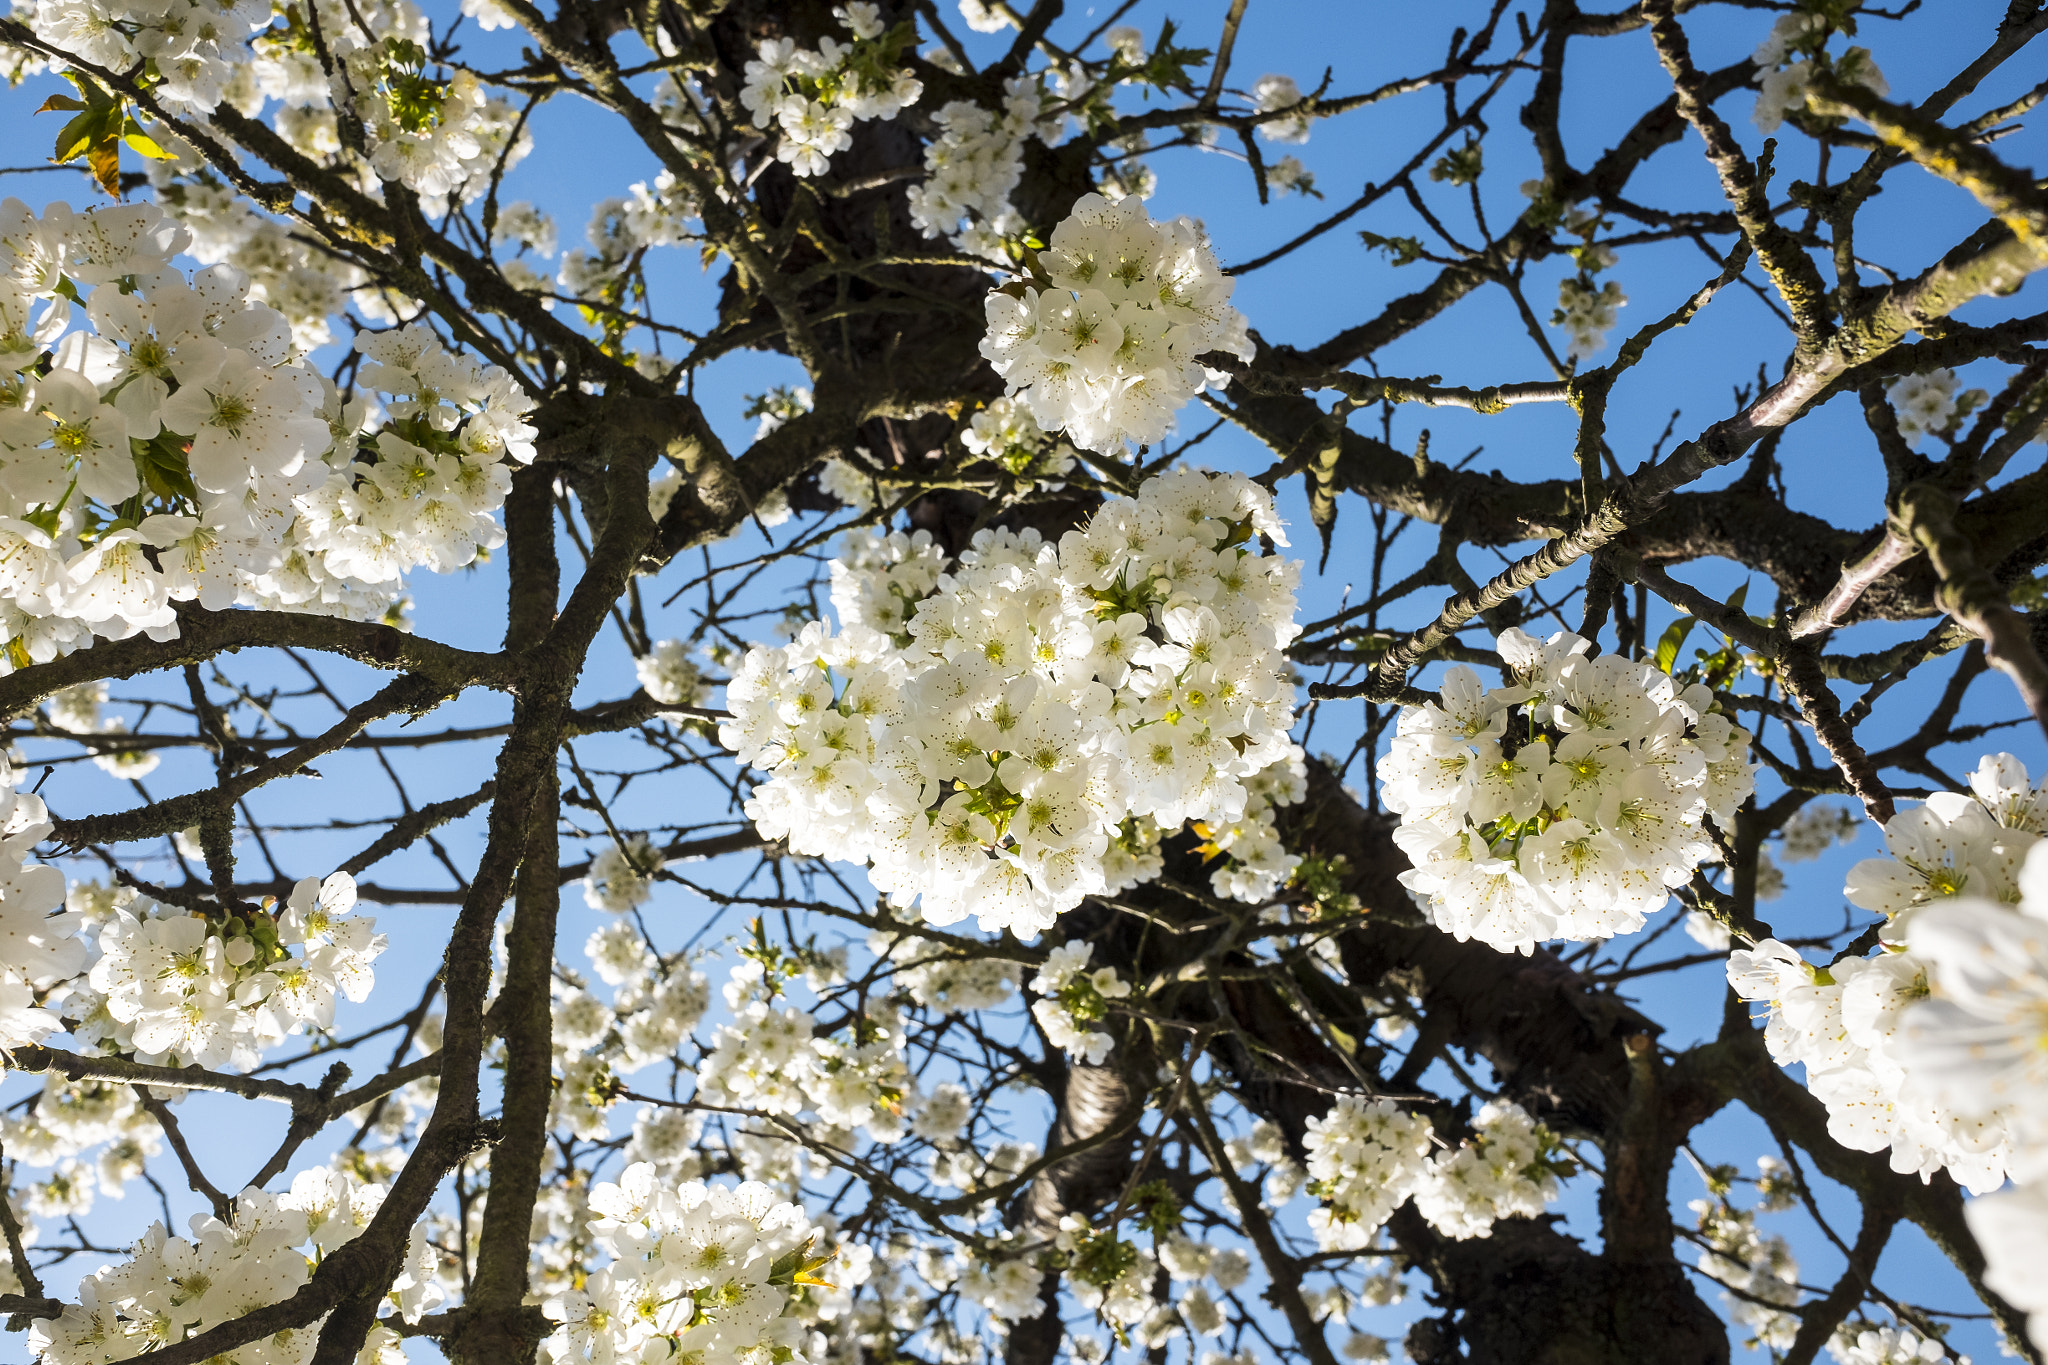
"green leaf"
1654,616,1697,675
1358,230,1427,266
1429,137,1484,187
1135,18,1211,96
52,108,107,164
136,432,200,506
40,72,131,198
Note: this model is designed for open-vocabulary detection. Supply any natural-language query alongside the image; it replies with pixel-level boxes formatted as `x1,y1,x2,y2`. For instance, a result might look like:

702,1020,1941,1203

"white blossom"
1383,627,1753,954
979,194,1254,452
721,467,1298,938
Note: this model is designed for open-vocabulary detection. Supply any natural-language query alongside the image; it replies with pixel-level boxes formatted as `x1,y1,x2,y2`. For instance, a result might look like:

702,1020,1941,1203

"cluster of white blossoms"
66,872,385,1071
1553,276,1626,364
1725,932,2016,1196
15,0,270,113
956,1251,1046,1324
636,638,710,708
577,921,713,1076
29,1168,438,1365
2,1068,164,1223
874,933,1021,1014
960,395,1081,489
1199,745,1306,902
1522,181,1626,363
1841,752,2043,926
1750,8,1890,133
980,194,1255,453
721,467,1301,937
1029,941,1131,1063
339,37,506,199
543,1167,826,1365
1166,1244,1253,1341
739,3,923,177
1251,75,1314,143
0,200,537,660
696,958,915,1144
1411,1100,1570,1240
583,834,666,913
1382,627,1756,955
0,755,82,1051
1826,1326,1966,1365
1884,367,1981,447
908,76,1062,258
39,0,529,214
114,0,527,347
1689,1164,1803,1352
828,527,948,640
1303,1097,1568,1250
1881,776,2048,1355
1731,749,2048,1364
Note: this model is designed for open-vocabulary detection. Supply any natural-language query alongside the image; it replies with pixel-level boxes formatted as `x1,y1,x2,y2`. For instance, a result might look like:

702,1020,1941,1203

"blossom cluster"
1303,1096,1568,1250
1896,837,2048,1354
29,1167,439,1365
543,1166,826,1365
15,0,270,115
104,0,529,212
740,3,923,178
1885,368,1974,447
1728,753,2048,1353
546,930,711,1145
63,872,387,1071
960,395,1081,491
1411,1100,1571,1240
583,834,667,913
1827,1326,1965,1365
1198,745,1306,903
697,958,914,1144
1029,941,1131,1063
636,639,710,708
979,194,1255,453
1251,75,1314,143
1160,1231,1254,1343
1729,754,2048,1193
0,200,536,661
0,755,82,1051
907,76,1061,258
1750,9,1890,133
1382,627,1756,955
828,527,948,641
2,1070,163,1224
875,933,1021,1014
720,467,1302,937
93,0,532,347
341,37,512,199
1553,276,1626,364
1689,1162,1802,1352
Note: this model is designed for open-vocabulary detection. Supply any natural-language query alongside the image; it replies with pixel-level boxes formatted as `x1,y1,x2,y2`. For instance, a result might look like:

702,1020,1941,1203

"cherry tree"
0,1,2042,1364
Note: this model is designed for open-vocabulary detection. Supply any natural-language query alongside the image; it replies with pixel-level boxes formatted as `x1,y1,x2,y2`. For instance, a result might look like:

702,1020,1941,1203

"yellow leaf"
87,137,121,198
123,132,175,160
